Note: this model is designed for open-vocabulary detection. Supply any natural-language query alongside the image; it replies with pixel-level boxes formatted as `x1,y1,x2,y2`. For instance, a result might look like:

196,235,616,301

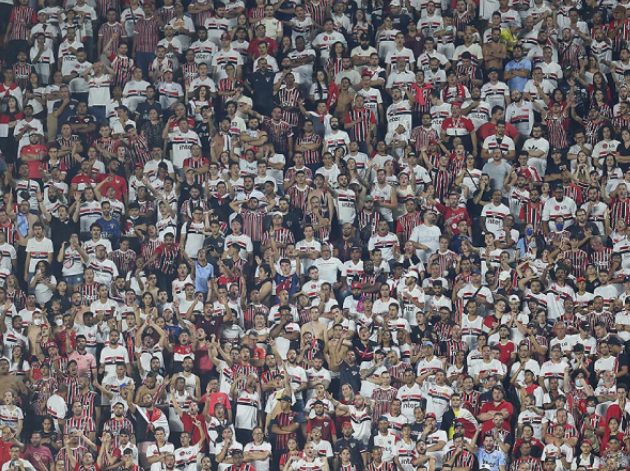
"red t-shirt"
0,440,13,466
307,416,337,442
20,143,48,179
436,202,471,234
249,346,266,359
441,117,474,135
95,173,128,201
194,345,215,374
479,400,514,427
478,121,519,141
56,328,77,357
181,411,207,450
247,37,278,58
71,174,96,188
200,391,232,415
494,340,516,365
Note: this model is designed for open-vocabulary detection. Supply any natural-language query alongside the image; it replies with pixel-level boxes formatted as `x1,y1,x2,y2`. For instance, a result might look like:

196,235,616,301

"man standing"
410,210,441,263
246,58,276,117
269,395,299,468
441,102,477,155
23,432,54,471
133,1,165,76
258,106,294,159
472,434,506,471
344,95,377,154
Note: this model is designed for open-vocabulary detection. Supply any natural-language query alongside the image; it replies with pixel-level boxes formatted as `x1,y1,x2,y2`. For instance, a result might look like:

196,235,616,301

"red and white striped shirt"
134,15,161,53
98,22,126,54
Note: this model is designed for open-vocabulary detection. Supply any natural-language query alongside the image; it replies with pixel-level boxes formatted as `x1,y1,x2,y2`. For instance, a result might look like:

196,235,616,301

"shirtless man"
324,323,350,376
133,372,165,402
301,306,329,343
0,358,28,398
333,77,355,121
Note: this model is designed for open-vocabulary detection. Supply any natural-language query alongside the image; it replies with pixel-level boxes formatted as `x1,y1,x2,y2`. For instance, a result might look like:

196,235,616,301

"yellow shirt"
500,28,518,54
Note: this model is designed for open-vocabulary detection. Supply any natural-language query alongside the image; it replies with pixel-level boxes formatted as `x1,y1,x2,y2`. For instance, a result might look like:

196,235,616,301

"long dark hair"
315,68,330,102
329,41,346,59
11,344,25,373
591,71,610,102
601,152,619,180
141,291,157,309
194,85,210,101
26,72,41,94
36,260,51,277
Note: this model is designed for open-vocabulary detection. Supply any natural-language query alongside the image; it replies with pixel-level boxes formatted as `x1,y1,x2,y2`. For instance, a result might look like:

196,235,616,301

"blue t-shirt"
195,261,214,294
504,58,532,92
274,273,300,297
96,217,120,241
477,448,506,471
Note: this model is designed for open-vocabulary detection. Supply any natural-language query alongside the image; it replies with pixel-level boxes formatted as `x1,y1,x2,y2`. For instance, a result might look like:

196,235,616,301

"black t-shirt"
411,324,433,344
248,71,276,109
53,99,79,125
40,430,61,455
334,437,366,471
204,234,225,273
351,338,377,363
195,121,212,154
179,181,195,206
409,422,425,442
332,236,362,262
136,100,163,124
281,211,303,241
339,362,361,396
545,158,569,185
49,215,79,252
132,407,157,443
123,216,149,252
209,195,232,223
469,188,493,217
67,114,97,145
616,351,630,384
568,221,600,240
391,13,411,34
254,277,273,293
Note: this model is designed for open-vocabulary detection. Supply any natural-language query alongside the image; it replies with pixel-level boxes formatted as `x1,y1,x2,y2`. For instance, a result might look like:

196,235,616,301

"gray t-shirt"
482,159,513,190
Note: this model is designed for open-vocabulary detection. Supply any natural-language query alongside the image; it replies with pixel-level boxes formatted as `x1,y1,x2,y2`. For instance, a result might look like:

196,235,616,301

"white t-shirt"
45,395,68,432
26,237,53,273
99,344,130,378
244,441,272,471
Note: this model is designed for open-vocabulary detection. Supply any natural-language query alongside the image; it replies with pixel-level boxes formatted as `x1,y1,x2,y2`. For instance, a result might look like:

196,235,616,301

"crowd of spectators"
3,0,630,471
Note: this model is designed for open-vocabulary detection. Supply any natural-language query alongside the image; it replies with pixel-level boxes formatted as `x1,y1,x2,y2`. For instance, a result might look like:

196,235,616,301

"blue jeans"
292,399,306,423
27,271,35,294
89,106,107,125
64,273,84,289
135,52,156,77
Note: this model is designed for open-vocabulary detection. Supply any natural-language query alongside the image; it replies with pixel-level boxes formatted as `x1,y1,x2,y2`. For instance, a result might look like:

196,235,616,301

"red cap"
351,282,361,289
425,412,437,419
576,277,586,283
451,101,462,108
221,33,231,40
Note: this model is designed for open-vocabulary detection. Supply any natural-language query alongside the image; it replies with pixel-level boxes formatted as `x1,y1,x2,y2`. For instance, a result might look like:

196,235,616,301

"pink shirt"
67,351,97,377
